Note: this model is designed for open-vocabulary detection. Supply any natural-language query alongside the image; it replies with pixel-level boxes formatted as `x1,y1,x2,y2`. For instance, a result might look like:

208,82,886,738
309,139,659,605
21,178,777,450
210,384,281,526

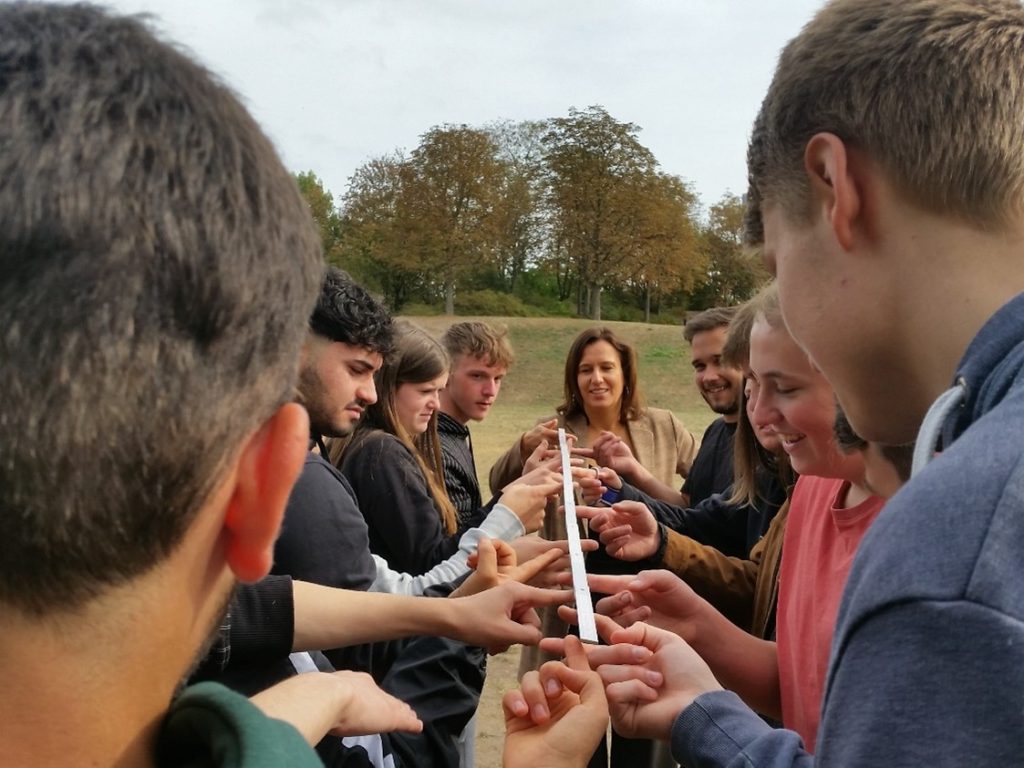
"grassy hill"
406,315,715,494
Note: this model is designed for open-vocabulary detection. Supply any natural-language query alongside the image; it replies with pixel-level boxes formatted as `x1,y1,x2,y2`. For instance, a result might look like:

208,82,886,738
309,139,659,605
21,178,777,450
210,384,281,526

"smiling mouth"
777,432,806,450
703,383,730,394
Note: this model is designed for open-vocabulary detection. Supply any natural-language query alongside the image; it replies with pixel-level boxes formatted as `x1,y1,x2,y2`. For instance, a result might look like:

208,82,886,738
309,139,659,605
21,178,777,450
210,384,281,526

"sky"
101,0,823,213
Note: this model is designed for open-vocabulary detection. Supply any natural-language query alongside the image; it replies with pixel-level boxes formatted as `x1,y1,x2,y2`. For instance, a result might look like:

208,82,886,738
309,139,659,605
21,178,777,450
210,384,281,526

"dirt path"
475,647,520,767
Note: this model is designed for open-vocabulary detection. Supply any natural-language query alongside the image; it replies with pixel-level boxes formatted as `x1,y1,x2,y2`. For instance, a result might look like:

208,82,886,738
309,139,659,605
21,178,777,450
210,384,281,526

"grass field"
405,315,715,766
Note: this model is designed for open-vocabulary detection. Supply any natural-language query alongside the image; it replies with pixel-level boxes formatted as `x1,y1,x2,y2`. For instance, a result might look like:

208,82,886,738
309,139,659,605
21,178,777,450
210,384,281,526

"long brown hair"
725,284,795,508
335,320,458,535
556,326,645,423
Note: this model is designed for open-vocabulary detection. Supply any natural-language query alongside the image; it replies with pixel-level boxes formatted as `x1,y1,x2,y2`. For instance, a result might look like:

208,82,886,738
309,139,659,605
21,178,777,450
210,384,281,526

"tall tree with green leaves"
403,124,504,314
295,171,343,264
338,153,425,311
486,119,549,293
622,172,705,322
690,192,769,307
542,106,658,320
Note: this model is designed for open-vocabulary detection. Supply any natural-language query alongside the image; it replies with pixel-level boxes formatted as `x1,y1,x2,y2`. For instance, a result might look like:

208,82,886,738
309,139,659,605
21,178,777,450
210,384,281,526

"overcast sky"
101,0,822,212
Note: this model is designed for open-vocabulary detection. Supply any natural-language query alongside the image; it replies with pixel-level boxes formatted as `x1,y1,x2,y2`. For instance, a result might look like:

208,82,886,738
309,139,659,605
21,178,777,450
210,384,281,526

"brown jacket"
662,498,790,639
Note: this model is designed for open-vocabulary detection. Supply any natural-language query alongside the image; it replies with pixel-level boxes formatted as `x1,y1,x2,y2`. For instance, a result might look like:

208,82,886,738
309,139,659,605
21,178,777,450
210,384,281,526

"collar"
436,411,470,438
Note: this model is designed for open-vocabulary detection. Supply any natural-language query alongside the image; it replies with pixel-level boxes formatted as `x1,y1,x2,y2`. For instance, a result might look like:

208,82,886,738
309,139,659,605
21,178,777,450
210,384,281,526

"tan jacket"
489,407,700,535
662,499,790,639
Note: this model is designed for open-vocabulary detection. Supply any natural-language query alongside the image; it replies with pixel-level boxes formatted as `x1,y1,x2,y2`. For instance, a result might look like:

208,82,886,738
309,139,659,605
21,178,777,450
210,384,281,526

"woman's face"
743,371,782,454
394,372,447,436
576,340,625,413
748,317,849,478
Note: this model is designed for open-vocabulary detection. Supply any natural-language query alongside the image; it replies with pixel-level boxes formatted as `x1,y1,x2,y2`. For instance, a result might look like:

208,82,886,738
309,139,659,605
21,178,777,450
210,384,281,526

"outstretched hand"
520,419,562,463
503,636,609,768
575,500,660,561
590,621,722,741
250,670,423,745
450,578,574,654
546,570,710,643
501,457,563,532
574,431,643,482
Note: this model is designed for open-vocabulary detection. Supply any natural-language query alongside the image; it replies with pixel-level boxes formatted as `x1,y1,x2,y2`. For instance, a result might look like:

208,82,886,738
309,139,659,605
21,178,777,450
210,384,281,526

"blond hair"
441,321,515,369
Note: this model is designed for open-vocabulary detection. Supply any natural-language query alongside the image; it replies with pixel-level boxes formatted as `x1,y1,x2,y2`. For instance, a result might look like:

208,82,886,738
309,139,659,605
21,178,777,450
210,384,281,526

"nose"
482,378,497,397
358,377,378,406
750,387,778,429
427,390,441,411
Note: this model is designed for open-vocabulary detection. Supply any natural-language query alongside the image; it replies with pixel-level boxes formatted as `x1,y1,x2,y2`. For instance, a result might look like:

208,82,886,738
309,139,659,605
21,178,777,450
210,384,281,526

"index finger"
510,546,564,583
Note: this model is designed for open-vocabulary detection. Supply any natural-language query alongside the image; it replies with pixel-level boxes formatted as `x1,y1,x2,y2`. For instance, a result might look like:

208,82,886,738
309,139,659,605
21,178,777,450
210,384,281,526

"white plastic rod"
557,428,598,643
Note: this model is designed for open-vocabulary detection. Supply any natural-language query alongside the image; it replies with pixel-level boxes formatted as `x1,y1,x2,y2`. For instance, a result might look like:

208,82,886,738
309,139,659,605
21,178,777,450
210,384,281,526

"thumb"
474,537,499,580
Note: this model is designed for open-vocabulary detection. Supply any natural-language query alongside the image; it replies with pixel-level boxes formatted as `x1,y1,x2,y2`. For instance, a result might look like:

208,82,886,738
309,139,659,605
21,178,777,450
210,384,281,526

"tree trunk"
591,283,602,321
444,277,455,315
644,287,651,323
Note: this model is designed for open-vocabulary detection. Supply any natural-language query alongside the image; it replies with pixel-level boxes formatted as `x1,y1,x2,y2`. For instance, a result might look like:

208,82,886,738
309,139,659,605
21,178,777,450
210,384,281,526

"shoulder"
293,452,353,500
162,683,319,765
635,407,694,445
346,430,414,463
840,395,1024,631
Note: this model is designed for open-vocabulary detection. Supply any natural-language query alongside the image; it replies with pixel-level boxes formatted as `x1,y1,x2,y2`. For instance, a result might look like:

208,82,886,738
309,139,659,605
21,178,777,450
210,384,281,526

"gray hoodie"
670,292,1024,767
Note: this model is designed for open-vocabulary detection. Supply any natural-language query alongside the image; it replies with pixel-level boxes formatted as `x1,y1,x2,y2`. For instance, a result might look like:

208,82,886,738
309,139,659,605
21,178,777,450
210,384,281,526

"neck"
440,393,471,430
2,495,237,767
585,405,621,432
1,588,193,767
722,411,739,424
877,202,1024,435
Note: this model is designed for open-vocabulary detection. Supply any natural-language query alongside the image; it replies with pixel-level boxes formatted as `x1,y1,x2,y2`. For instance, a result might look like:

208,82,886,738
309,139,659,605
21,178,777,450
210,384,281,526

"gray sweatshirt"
671,292,1024,766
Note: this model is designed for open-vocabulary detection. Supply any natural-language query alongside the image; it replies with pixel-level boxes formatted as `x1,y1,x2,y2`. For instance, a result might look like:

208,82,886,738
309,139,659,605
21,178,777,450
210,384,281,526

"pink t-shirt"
777,475,885,753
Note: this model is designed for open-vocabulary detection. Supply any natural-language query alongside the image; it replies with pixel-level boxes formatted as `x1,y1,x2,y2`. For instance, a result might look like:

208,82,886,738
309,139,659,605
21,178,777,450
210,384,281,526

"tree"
339,153,425,311
542,106,658,320
689,193,770,307
295,171,343,264
403,125,504,314
621,173,705,322
486,119,549,293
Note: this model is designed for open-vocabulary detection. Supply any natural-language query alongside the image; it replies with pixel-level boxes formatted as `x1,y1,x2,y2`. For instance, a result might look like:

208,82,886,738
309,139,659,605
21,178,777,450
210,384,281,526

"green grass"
405,315,715,493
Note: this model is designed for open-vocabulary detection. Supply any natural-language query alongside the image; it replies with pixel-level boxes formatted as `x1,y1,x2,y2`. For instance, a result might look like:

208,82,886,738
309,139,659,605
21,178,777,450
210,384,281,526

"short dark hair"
0,3,322,615
309,267,394,356
683,306,737,343
833,406,868,454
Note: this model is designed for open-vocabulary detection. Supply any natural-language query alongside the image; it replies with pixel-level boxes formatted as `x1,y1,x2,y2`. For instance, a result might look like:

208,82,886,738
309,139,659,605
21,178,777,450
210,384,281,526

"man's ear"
223,402,309,582
804,132,861,251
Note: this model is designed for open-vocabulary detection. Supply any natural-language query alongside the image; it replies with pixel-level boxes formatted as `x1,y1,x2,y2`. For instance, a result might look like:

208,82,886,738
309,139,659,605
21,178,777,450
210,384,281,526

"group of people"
5,1,1024,767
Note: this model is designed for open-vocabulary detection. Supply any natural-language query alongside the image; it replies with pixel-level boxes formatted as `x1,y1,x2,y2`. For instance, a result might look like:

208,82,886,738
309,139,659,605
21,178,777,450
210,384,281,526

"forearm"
249,672,348,746
369,504,525,596
292,581,461,650
687,605,781,719
628,469,686,507
662,531,758,628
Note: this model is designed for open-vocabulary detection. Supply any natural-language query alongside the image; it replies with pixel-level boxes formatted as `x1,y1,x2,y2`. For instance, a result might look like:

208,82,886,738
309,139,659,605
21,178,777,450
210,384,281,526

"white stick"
557,428,598,643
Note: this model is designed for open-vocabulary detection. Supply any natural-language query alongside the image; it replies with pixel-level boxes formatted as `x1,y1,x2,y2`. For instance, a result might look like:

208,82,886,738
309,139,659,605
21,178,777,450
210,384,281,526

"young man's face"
440,354,507,425
762,202,908,444
690,326,742,420
298,339,382,438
